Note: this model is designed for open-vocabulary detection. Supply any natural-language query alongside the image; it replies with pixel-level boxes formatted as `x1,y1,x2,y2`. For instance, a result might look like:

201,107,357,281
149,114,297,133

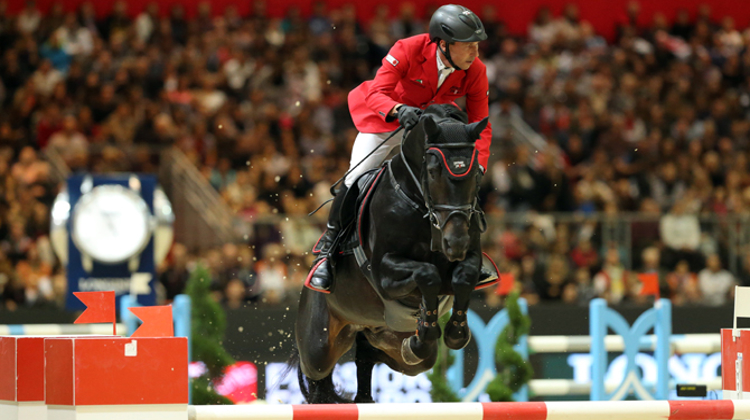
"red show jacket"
348,33,492,169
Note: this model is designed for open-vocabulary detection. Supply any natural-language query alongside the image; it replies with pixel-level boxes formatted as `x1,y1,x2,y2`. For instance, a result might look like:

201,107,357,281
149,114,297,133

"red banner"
9,0,750,41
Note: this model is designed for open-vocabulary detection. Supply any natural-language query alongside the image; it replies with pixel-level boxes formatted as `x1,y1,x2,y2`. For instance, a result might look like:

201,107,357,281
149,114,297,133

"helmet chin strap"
438,42,460,70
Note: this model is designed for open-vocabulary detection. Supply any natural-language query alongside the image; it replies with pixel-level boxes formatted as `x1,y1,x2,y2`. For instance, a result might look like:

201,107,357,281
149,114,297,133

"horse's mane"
400,104,472,166
422,104,469,125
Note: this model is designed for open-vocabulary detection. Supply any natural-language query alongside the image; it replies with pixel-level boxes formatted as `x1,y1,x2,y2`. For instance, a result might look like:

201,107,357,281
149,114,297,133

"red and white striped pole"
188,400,750,420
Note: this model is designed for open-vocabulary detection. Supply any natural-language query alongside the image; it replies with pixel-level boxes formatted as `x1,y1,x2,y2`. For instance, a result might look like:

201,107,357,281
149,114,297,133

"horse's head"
408,106,488,262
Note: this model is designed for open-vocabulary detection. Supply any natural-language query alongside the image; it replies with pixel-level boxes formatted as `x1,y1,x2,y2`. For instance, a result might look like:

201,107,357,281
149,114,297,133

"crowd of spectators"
2,0,750,310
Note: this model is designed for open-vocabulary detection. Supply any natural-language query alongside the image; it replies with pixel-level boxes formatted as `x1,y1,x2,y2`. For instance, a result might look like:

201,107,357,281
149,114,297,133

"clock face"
72,185,152,264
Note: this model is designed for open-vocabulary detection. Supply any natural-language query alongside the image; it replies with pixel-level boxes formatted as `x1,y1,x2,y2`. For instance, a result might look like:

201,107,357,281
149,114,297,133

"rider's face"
441,41,480,70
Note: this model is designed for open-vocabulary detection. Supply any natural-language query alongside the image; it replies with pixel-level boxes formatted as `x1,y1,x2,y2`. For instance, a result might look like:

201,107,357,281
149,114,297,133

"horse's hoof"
401,336,423,365
401,336,424,365
443,322,471,350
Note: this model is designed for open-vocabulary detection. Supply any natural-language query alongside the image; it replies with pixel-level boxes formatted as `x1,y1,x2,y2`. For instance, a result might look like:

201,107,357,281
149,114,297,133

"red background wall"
7,0,749,41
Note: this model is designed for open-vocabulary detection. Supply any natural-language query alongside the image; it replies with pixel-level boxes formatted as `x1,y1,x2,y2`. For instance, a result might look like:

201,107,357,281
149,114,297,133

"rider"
307,4,492,292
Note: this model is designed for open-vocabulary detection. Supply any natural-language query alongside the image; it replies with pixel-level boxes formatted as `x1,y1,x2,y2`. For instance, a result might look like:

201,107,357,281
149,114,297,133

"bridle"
397,126,487,252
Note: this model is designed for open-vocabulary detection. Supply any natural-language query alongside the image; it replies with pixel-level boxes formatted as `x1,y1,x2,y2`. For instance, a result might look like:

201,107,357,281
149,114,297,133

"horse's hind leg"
299,371,347,404
353,332,380,403
296,288,357,403
363,328,438,377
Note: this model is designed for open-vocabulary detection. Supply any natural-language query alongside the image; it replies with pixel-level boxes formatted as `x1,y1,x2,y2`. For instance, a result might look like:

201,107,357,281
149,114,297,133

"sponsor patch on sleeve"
385,54,399,67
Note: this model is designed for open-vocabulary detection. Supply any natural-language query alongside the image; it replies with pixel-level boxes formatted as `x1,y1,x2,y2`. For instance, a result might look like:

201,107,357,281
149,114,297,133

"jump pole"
188,400,750,420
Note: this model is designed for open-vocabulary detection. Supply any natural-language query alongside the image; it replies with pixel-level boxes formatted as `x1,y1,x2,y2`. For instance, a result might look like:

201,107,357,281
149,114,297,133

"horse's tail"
289,349,315,403
295,354,313,403
278,347,310,402
273,346,308,403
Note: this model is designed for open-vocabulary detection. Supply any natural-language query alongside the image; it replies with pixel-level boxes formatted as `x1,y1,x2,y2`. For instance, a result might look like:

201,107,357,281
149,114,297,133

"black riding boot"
307,186,348,293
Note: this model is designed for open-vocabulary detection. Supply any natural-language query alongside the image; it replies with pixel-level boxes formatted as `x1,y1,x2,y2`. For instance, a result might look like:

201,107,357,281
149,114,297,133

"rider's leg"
307,184,347,292
344,130,401,187
307,130,399,293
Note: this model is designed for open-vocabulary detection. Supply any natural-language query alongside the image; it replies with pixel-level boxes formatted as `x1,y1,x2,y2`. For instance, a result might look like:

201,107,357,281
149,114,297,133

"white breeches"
344,130,401,187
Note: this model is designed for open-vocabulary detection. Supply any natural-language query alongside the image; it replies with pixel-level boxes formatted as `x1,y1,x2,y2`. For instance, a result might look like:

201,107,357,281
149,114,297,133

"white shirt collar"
437,49,454,74
436,49,454,88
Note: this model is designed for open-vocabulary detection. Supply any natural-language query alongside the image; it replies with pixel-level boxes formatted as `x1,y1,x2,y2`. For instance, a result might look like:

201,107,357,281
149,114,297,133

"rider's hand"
396,105,422,130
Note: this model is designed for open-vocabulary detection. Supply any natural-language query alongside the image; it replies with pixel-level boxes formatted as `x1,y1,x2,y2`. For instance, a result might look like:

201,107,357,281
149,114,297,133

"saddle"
311,166,384,258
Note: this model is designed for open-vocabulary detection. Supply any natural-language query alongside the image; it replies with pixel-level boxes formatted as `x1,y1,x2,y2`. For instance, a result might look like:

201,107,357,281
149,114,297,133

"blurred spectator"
12,147,48,187
224,278,247,309
15,243,53,307
529,7,556,44
640,246,667,295
390,3,422,39
135,3,159,43
517,255,540,305
30,59,62,96
737,249,750,287
47,114,88,165
536,253,570,302
593,246,628,304
5,0,750,308
40,32,71,73
17,1,41,35
159,243,190,302
571,267,597,304
666,260,701,305
660,198,703,271
569,238,599,271
698,254,735,306
256,243,288,304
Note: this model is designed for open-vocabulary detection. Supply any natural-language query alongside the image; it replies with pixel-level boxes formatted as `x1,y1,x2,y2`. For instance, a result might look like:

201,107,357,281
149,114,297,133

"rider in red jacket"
308,4,491,293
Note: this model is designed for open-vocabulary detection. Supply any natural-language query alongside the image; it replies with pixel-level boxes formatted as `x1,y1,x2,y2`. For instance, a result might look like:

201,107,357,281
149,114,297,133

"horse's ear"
465,117,489,141
423,116,441,140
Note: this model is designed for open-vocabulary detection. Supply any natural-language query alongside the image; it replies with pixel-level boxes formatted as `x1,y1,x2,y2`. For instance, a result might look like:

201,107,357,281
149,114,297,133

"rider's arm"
465,59,492,172
366,40,410,123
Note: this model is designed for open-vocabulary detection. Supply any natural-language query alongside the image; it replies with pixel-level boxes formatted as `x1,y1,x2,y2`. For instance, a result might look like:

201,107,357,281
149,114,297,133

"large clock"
71,184,153,264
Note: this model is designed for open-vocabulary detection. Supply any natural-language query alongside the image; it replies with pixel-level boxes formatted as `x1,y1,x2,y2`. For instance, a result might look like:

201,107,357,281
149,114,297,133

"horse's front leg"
443,249,481,350
376,253,441,365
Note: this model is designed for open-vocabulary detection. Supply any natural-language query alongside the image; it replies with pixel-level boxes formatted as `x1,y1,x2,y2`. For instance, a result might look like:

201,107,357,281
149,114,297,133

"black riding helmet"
429,5,487,69
430,4,487,70
429,4,487,43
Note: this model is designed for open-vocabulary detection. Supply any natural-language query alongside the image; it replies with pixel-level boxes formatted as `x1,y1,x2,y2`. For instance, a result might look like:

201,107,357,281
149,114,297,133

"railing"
159,148,241,250
492,212,750,275
42,147,71,185
491,112,548,154
246,212,750,276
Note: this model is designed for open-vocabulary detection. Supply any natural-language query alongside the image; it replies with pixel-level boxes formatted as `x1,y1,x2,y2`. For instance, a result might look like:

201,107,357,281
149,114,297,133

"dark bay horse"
295,105,489,403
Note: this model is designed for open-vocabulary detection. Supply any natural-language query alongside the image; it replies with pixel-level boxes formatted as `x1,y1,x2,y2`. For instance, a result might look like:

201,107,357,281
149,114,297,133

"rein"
309,127,404,217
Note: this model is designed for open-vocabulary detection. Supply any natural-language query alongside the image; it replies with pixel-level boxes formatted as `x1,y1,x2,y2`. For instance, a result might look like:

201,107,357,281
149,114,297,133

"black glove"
396,105,422,130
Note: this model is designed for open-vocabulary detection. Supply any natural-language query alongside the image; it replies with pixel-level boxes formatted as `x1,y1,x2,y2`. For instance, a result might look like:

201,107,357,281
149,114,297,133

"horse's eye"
426,157,441,177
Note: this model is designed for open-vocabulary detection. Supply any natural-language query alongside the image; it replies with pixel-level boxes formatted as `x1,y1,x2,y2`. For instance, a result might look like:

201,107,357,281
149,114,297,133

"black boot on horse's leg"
443,308,471,350
307,186,348,293
416,297,441,341
402,296,441,365
444,280,474,350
